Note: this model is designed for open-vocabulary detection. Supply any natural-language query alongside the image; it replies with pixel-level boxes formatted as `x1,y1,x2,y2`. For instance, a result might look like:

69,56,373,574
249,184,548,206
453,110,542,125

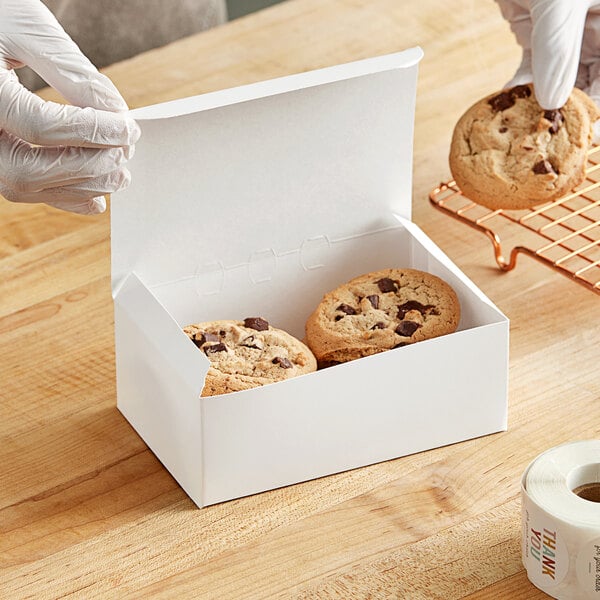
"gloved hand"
496,0,600,110
0,0,140,215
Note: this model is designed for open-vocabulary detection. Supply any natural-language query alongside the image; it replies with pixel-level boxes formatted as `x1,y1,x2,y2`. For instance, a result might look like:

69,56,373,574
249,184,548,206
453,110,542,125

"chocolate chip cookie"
449,84,599,210
304,268,460,366
184,317,317,396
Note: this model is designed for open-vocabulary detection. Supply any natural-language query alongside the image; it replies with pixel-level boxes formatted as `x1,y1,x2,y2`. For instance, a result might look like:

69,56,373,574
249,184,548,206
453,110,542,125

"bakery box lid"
111,47,423,294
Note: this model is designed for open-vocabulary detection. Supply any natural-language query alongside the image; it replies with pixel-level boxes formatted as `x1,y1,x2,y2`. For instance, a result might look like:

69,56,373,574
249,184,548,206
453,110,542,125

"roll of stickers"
522,440,600,599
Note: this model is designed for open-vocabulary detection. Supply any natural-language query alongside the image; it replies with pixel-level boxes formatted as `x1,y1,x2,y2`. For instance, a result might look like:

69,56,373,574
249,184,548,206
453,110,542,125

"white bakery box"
111,46,509,508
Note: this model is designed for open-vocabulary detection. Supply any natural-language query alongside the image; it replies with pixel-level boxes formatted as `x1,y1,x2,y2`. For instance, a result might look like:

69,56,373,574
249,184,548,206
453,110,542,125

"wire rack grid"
429,146,600,295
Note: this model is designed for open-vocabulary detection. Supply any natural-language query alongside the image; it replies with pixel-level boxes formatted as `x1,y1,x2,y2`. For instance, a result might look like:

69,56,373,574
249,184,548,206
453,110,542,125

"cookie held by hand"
449,84,599,210
184,317,317,396
305,268,460,366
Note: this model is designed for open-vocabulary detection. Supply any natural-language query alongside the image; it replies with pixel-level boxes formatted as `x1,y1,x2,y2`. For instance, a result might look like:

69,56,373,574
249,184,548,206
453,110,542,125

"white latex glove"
496,0,600,110
0,0,141,215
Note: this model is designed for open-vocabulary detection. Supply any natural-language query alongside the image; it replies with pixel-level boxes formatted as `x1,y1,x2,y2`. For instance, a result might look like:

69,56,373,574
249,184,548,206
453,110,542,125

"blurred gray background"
227,0,282,19
20,0,285,90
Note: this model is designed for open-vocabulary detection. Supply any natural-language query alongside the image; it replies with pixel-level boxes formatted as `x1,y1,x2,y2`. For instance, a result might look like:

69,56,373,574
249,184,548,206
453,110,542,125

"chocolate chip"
244,317,269,331
499,127,508,133
511,85,531,99
193,331,220,347
395,321,421,337
272,356,293,369
393,342,407,349
488,85,531,113
488,91,515,112
548,123,560,135
366,294,379,309
371,322,386,330
376,278,398,293
397,300,437,319
337,303,357,315
204,343,228,354
240,335,263,350
401,300,430,313
532,159,557,175
334,315,343,322
543,109,563,134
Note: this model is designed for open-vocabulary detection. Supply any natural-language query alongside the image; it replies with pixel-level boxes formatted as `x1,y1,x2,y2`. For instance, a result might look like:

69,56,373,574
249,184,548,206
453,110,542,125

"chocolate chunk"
272,356,293,369
395,321,421,337
511,85,531,99
366,294,379,309
532,159,557,175
488,91,515,112
393,342,407,349
193,331,220,347
337,303,357,315
376,278,398,293
543,109,563,134
397,300,437,319
400,300,431,313
204,343,228,354
244,317,269,331
498,127,508,133
489,85,531,112
371,322,386,330
334,315,343,322
240,335,263,350
543,109,560,121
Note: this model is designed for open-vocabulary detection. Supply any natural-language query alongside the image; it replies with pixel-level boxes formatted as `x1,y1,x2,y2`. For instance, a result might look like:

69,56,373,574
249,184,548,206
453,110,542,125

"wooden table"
2,1,598,598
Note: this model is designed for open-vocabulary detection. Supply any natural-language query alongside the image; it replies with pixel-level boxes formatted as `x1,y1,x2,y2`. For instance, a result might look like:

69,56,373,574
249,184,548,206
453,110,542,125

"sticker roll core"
521,440,600,599
574,483,600,503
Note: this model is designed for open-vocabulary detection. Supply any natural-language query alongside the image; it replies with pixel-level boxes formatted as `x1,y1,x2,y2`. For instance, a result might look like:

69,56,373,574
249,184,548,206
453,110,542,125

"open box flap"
111,47,423,295
114,271,209,396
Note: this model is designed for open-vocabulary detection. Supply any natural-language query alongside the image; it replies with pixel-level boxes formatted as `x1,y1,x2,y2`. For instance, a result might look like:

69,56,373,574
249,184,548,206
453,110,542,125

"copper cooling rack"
429,146,600,295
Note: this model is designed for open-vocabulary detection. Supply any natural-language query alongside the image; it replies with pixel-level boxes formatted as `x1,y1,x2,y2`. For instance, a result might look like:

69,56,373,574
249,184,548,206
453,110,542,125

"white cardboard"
112,48,422,293
111,48,509,508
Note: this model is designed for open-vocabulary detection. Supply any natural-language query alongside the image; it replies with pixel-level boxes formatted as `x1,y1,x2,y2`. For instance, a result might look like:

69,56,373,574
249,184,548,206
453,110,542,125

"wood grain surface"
1,0,598,598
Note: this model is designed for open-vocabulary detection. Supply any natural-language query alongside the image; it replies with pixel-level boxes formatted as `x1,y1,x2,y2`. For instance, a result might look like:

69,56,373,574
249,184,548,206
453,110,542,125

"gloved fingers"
0,165,131,214
0,0,128,112
45,196,107,216
0,168,129,206
529,0,589,109
58,167,132,196
0,179,108,215
505,48,533,88
0,128,133,193
0,72,140,148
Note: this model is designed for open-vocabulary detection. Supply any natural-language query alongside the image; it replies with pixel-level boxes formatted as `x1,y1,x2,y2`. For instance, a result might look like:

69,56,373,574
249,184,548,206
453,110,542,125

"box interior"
149,220,505,343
